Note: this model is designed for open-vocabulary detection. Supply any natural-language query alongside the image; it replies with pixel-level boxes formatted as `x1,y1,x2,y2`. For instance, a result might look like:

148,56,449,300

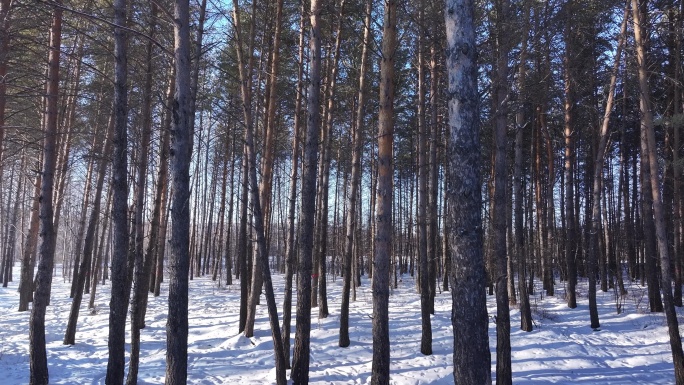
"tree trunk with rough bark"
445,0,492,383
29,4,61,383
291,0,321,381
371,0,396,383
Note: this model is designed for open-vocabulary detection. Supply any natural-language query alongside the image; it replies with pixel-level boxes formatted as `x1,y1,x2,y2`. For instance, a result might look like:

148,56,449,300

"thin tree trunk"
416,0,432,356
18,162,41,312
282,1,306,367
89,187,112,310
63,111,113,346
127,4,158,382
340,0,372,348
587,4,628,329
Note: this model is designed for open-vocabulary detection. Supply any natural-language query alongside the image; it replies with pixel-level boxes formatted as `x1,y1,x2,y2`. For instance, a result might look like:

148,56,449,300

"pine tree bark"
282,1,306,366
291,0,322,381
492,0,511,380
445,0,492,383
514,1,532,331
165,0,193,382
587,4,628,329
370,0,396,383
417,0,432,356
105,0,130,382
632,1,684,381
563,1,578,309
127,4,158,383
29,4,61,383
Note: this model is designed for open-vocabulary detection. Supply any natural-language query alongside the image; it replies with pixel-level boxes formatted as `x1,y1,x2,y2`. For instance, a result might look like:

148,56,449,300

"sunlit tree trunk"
340,0,372,349
291,0,321,381
29,4,62,383
445,0,492,383
632,0,684,381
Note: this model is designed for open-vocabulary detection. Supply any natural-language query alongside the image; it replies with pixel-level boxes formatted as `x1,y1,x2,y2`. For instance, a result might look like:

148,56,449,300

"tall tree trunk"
492,0,511,381
282,1,306,366
632,1,684,381
563,1,578,309
127,4,158,383
243,56,288,385
63,112,113,346
29,4,61,383
587,4,628,329
416,0,432,356
152,71,175,298
445,0,492,383
515,1,532,331
165,0,193,382
291,0,321,381
371,0,396,383
105,0,130,382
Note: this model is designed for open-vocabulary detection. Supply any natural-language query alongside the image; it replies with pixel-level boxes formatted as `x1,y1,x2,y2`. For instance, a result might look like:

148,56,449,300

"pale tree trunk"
18,161,41,312
165,0,193,382
291,0,322,382
152,70,174,298
29,3,61,383
282,1,306,366
492,0,511,381
371,0,396,383
89,187,112,310
587,4,628,329
632,0,684,381
445,0,492,383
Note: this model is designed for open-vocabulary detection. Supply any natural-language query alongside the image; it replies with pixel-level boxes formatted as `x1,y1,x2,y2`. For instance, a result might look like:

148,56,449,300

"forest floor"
0,264,679,384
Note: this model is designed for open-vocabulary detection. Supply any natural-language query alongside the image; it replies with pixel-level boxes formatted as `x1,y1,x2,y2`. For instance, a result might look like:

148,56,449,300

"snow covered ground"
0,264,679,384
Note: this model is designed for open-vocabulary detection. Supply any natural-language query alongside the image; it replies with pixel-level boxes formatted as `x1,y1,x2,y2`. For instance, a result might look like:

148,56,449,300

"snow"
0,264,679,384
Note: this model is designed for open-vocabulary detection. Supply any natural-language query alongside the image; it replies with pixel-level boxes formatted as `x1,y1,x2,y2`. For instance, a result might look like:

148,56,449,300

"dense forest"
0,0,683,383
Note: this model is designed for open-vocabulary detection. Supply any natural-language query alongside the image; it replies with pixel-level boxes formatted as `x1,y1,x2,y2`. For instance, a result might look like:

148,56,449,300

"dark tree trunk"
291,0,321,381
445,0,492,383
29,4,61,383
105,0,130,382
492,0,512,380
632,1,684,380
165,0,193,382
